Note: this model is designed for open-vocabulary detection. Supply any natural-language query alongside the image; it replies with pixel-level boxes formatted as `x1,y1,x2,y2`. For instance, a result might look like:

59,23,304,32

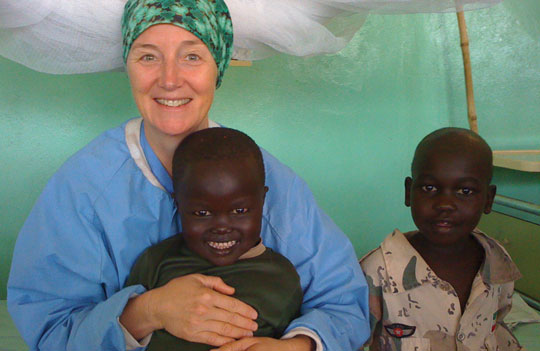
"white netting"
228,0,368,60
0,0,501,74
312,0,502,13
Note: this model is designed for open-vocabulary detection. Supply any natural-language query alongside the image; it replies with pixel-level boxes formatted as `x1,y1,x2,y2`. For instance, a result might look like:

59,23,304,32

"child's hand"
212,335,315,351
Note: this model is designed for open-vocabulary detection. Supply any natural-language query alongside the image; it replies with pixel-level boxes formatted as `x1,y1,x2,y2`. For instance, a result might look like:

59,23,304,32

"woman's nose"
159,59,183,90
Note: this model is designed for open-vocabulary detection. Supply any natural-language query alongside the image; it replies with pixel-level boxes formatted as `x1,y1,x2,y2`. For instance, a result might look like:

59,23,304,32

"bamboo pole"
456,8,479,133
230,59,252,67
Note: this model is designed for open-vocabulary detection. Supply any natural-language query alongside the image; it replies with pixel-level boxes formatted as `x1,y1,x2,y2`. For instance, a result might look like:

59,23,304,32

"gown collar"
140,122,174,194
125,117,220,194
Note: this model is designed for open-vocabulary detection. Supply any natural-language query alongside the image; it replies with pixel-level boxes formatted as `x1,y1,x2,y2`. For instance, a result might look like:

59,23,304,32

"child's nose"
212,226,232,234
211,214,232,234
434,193,457,211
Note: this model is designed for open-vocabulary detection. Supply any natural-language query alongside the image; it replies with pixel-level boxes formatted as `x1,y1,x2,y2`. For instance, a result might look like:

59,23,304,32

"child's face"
405,148,496,247
175,158,267,266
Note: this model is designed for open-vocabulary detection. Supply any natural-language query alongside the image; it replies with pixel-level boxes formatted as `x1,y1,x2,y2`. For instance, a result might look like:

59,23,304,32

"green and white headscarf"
122,0,233,88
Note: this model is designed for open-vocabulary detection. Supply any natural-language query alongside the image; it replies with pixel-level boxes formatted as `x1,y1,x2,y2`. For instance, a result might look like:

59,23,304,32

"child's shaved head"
173,127,265,190
411,127,493,182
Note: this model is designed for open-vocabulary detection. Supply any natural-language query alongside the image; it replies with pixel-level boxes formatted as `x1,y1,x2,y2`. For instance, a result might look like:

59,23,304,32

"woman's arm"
260,151,371,351
7,171,147,350
120,274,258,345
9,190,259,351
214,335,315,351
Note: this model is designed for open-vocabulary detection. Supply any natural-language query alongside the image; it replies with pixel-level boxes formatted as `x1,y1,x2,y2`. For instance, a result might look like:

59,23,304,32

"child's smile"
207,239,238,251
176,158,267,266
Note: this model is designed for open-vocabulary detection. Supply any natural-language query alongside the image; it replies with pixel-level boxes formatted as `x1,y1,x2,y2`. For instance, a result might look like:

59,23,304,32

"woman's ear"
483,184,497,214
405,177,412,207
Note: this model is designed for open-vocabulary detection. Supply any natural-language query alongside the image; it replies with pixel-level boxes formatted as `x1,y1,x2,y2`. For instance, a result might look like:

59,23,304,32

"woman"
7,0,369,350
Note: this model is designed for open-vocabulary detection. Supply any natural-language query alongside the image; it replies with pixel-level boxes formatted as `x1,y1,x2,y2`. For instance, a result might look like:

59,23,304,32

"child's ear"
404,177,412,207
483,184,497,214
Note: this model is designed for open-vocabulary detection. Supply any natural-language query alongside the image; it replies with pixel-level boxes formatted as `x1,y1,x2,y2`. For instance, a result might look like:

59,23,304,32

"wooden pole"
456,8,479,133
230,59,252,67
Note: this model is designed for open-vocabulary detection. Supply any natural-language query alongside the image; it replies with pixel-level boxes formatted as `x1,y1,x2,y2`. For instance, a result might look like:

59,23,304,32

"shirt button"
457,332,465,341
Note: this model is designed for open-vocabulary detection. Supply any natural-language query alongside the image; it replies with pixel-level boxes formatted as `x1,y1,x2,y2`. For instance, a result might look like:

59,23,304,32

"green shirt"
126,235,303,351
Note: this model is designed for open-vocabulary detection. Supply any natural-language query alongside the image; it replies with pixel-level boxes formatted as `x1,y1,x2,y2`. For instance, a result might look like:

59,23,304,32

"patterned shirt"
360,229,522,351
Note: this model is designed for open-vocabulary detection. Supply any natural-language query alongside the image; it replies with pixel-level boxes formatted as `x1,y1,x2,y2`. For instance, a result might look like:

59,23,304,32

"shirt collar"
473,229,522,284
238,240,266,260
381,228,521,294
380,229,430,294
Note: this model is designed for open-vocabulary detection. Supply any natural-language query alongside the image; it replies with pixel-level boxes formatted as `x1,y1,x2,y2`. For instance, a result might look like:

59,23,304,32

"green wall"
479,212,540,301
1,0,539,299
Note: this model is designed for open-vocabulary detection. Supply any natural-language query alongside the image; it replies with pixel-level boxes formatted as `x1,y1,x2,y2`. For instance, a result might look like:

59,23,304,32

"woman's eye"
232,208,249,214
421,185,437,192
193,210,211,217
457,188,474,195
141,54,156,62
186,53,200,61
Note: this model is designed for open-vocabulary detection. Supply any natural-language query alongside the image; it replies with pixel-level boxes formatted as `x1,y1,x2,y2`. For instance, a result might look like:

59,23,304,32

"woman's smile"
155,98,191,107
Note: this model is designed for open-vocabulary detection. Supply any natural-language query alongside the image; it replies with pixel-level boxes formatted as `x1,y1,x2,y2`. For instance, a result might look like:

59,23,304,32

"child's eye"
232,208,249,214
457,188,474,195
193,210,211,217
421,185,437,192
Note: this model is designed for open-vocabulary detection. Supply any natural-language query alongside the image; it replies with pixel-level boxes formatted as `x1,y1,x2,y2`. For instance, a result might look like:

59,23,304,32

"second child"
361,127,522,351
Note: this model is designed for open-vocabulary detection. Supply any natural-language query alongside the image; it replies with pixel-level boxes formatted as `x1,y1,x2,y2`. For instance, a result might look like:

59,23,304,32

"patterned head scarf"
122,0,233,88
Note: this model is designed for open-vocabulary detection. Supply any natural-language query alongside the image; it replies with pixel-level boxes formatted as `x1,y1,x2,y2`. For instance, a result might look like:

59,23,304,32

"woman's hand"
213,335,315,351
120,274,259,346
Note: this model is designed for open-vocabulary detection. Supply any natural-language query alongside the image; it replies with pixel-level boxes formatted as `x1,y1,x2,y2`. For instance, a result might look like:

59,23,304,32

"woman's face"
126,24,218,139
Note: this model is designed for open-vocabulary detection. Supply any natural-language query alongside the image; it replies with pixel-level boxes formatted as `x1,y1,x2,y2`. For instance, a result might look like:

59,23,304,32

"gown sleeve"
7,163,146,351
261,153,370,351
282,176,370,350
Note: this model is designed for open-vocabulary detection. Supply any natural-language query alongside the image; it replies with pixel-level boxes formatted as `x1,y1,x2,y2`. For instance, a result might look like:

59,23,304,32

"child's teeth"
208,240,237,249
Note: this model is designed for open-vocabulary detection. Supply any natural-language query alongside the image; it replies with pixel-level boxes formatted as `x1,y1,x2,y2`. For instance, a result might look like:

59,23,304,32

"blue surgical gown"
8,118,369,351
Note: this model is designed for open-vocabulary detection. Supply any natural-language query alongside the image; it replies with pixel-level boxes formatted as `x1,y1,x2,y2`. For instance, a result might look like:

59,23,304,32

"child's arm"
359,251,385,349
212,335,315,351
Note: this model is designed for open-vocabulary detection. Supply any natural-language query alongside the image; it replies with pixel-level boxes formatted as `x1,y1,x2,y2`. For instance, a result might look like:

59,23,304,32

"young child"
125,128,303,351
361,127,522,351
